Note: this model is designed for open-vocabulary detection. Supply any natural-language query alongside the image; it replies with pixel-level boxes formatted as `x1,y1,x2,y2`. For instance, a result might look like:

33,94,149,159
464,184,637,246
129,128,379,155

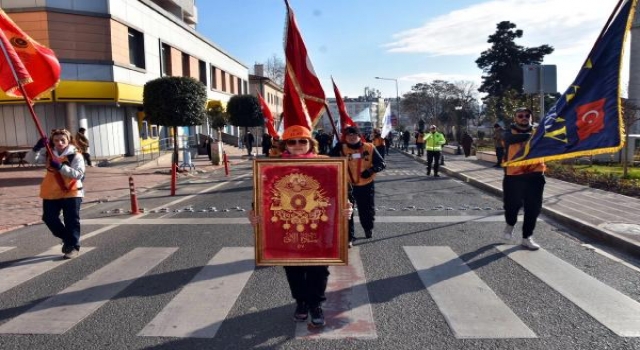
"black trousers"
426,151,442,174
82,152,92,166
284,266,329,307
348,182,375,241
502,175,545,238
42,197,82,249
416,143,424,156
495,147,504,166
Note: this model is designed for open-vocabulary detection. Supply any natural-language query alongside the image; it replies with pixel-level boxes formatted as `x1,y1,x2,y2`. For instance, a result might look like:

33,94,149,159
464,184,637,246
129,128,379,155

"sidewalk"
401,150,640,256
0,144,251,234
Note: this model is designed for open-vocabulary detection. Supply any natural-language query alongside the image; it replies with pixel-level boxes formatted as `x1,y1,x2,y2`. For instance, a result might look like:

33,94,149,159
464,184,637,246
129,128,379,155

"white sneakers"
521,238,540,250
501,225,541,250
502,225,515,242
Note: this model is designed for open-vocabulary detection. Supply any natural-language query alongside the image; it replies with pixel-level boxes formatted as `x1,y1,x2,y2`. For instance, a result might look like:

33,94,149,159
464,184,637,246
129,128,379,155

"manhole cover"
601,223,640,235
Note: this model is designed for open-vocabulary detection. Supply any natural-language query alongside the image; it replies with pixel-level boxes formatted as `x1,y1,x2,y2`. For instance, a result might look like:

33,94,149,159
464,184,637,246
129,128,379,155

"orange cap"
282,125,311,140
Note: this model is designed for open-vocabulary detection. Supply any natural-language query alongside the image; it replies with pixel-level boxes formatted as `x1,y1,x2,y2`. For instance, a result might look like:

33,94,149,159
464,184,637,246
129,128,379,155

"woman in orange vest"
26,129,86,259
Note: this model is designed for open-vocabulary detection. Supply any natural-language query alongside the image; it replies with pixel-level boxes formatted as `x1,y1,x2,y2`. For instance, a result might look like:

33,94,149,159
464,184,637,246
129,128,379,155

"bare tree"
264,54,285,86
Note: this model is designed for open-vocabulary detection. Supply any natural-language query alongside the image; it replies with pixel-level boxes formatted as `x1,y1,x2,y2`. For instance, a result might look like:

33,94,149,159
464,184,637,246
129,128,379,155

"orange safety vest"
340,143,375,186
504,131,546,176
40,153,81,199
372,136,385,147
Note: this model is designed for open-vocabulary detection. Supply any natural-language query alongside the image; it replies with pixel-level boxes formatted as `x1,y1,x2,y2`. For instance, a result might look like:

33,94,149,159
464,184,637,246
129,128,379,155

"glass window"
128,28,145,69
161,43,171,76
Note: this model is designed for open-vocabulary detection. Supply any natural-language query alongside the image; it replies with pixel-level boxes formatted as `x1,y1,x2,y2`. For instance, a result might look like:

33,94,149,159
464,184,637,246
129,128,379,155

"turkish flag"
0,10,60,100
258,93,279,138
575,98,606,141
332,77,355,130
283,0,326,127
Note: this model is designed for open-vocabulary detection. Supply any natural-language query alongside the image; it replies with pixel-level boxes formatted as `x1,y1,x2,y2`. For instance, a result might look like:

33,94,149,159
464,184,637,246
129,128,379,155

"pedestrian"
330,125,386,244
402,130,410,151
202,137,213,161
372,129,386,159
248,125,353,328
502,107,545,250
75,127,93,167
493,123,505,167
415,130,425,157
25,129,86,259
461,131,473,157
424,125,446,177
261,133,272,156
243,131,255,156
314,129,330,155
384,133,393,155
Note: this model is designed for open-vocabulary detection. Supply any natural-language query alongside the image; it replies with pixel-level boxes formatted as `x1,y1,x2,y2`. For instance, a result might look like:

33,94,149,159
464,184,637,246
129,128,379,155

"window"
151,125,158,138
230,74,235,93
161,43,171,76
140,120,149,139
199,60,207,86
182,52,190,76
128,28,145,69
210,65,217,90
221,71,227,92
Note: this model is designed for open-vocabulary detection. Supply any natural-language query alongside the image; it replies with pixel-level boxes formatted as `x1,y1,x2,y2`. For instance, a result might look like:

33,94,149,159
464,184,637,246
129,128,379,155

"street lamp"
375,77,400,127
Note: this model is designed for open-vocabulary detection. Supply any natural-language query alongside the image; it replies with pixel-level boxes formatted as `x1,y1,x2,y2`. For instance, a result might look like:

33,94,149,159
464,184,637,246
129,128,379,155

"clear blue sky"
195,0,623,100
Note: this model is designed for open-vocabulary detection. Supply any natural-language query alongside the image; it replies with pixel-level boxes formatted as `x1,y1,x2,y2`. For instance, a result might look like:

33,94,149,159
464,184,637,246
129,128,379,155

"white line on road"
81,215,528,226
138,247,254,338
296,246,377,339
0,247,176,334
498,245,640,337
405,246,536,339
0,247,95,294
0,246,15,254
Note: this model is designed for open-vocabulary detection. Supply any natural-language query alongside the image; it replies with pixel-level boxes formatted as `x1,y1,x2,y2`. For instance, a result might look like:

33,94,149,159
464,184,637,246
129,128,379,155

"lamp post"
375,76,400,127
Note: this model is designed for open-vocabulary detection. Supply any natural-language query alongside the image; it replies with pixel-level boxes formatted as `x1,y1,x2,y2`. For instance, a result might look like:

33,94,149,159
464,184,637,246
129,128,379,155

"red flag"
331,77,355,130
283,71,313,129
283,0,326,127
258,92,279,138
575,98,606,141
0,10,60,100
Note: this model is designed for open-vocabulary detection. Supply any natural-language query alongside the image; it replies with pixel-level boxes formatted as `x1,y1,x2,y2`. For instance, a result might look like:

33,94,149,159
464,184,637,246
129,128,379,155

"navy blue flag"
506,0,637,166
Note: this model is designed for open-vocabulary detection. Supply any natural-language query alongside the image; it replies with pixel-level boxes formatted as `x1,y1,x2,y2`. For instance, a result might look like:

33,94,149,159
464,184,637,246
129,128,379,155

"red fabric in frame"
258,162,341,261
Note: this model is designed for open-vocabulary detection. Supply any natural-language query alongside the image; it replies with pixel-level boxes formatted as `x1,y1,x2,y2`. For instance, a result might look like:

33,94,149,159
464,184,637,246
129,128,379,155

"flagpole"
323,102,340,141
0,36,68,191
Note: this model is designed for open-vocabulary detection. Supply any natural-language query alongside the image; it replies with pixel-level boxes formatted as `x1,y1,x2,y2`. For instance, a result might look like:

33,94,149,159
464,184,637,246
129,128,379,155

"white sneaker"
521,238,540,250
502,225,515,242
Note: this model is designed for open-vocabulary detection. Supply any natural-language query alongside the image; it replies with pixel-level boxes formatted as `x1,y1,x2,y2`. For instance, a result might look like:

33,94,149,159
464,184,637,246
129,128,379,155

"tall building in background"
0,0,248,158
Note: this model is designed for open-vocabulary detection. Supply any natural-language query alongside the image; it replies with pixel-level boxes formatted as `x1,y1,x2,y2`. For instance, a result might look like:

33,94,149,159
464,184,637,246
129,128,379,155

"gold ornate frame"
253,158,348,266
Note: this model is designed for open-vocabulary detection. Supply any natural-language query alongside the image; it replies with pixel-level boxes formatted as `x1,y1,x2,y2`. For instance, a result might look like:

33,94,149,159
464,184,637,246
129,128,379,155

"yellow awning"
54,81,117,102
0,90,53,104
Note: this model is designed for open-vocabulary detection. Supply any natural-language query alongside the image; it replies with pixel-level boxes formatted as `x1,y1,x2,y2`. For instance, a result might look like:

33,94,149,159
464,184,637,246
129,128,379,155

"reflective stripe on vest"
341,143,375,186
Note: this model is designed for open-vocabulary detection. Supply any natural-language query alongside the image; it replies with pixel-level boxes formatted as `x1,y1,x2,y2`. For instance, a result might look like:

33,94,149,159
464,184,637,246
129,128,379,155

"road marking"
78,173,251,242
0,247,176,334
582,244,640,274
0,247,95,294
81,215,529,226
139,247,254,338
0,246,15,254
296,247,377,339
498,246,640,337
405,246,536,339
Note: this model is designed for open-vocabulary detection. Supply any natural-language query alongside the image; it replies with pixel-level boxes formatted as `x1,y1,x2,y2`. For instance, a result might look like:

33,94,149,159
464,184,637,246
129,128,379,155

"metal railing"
135,135,198,166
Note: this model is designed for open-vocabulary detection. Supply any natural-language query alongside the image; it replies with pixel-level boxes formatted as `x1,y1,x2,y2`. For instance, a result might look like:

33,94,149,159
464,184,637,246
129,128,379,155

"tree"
143,76,207,167
227,94,264,153
264,54,285,86
622,99,640,177
476,21,554,120
206,101,229,165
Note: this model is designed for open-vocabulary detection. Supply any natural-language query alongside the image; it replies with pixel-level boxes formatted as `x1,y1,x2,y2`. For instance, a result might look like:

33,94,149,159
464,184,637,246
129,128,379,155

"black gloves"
361,169,373,179
50,159,62,170
33,137,48,152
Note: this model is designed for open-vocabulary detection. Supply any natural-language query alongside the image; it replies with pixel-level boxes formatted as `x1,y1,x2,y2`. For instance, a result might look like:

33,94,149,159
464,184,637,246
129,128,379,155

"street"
1,149,640,350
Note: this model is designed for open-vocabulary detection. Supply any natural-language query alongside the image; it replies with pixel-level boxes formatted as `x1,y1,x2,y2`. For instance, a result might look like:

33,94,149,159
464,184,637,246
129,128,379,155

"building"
320,97,385,136
249,64,283,139
0,0,248,159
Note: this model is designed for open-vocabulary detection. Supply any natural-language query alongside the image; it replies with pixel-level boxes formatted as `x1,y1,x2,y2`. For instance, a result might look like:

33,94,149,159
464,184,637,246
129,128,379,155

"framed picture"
253,158,349,266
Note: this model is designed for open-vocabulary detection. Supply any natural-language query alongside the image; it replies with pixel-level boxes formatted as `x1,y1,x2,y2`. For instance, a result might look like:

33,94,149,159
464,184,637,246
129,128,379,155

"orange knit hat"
282,125,311,140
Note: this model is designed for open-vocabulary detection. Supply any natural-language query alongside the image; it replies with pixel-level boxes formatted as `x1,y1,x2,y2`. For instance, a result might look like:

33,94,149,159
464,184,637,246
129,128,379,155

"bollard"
223,151,230,176
129,176,139,215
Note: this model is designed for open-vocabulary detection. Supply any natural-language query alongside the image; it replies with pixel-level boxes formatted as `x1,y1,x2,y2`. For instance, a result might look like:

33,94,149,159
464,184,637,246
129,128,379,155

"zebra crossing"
1,243,639,340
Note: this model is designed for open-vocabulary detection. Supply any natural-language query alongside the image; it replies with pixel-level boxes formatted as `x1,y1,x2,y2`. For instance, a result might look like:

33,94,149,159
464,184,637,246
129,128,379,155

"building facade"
0,0,248,158
249,64,283,139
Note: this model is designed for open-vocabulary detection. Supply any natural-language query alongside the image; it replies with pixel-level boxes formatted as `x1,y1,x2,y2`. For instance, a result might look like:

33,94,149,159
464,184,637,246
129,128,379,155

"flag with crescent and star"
504,0,637,166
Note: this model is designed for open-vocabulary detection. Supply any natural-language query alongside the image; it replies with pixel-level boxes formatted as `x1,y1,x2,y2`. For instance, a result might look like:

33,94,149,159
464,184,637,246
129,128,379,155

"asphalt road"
1,149,640,350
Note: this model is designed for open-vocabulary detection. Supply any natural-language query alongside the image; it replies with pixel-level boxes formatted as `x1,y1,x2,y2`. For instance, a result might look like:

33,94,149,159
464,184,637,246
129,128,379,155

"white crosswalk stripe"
0,246,96,294
138,247,254,338
0,247,176,334
0,247,15,254
405,246,536,339
1,244,639,340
